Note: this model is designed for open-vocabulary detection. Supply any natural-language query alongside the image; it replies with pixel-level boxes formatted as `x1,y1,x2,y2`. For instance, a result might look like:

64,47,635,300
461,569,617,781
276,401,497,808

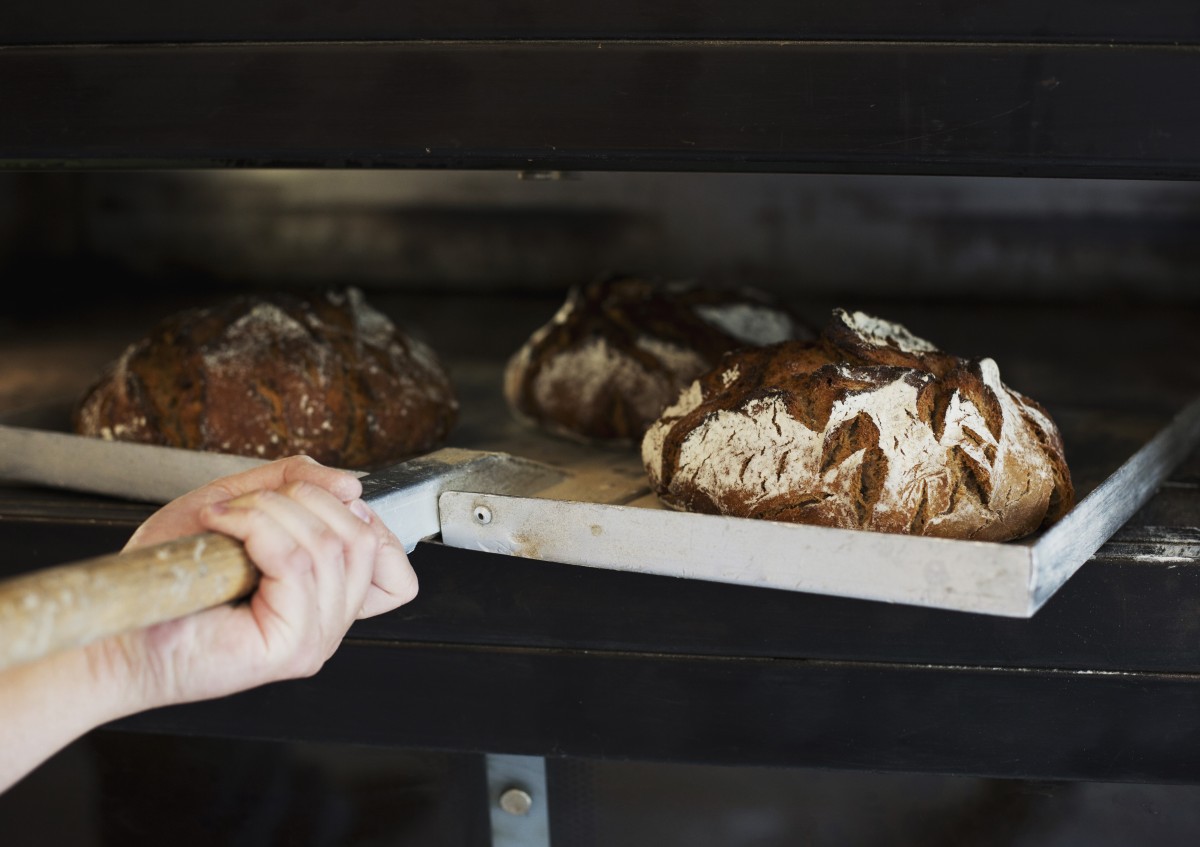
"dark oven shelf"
6,0,1200,44
1,37,1199,177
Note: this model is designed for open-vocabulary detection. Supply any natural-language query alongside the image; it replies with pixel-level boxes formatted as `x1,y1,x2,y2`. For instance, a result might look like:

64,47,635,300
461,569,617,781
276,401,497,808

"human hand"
89,455,418,713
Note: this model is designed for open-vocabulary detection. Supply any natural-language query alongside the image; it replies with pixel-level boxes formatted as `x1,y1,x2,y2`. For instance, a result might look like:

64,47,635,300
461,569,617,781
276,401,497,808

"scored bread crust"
641,308,1074,541
503,275,813,445
73,287,458,470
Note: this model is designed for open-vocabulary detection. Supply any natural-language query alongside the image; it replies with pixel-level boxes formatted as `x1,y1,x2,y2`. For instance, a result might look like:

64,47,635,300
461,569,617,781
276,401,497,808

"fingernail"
349,499,373,524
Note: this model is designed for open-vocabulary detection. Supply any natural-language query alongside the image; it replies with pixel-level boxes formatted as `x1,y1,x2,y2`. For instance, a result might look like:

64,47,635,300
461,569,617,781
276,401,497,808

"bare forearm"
0,458,416,795
0,646,134,793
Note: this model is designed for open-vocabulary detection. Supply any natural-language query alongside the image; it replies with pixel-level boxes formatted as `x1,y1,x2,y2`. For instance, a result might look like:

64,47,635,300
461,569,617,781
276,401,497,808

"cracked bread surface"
503,275,813,445
641,308,1074,541
73,287,458,470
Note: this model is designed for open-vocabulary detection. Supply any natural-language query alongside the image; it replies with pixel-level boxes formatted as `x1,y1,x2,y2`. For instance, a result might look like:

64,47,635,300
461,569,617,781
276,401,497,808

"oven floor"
4,733,1200,847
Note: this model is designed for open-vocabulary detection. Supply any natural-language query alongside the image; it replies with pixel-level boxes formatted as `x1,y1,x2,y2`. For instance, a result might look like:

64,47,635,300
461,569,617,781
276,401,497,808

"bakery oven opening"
3,168,1200,847
3,168,1199,432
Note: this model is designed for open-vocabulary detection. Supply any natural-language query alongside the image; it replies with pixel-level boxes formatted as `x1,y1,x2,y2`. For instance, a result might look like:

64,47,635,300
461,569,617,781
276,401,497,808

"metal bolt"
498,787,533,816
474,505,493,525
518,169,574,181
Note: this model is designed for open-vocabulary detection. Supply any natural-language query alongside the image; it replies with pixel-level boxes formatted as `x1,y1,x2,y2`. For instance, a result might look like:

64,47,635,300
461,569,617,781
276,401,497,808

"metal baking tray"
3,380,1198,619
441,391,1200,618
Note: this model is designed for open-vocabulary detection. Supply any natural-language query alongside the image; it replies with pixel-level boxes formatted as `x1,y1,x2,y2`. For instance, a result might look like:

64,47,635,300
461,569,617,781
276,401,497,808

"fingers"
254,484,381,623
301,493,419,620
196,478,419,664
206,485,353,649
125,455,362,551
344,498,419,619
214,455,363,505
267,486,418,621
220,484,350,578
199,496,318,652
358,543,418,619
278,456,364,504
111,456,419,708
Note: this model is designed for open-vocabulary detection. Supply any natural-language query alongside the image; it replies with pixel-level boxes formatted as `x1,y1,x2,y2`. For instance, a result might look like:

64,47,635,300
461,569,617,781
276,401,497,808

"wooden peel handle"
0,533,259,673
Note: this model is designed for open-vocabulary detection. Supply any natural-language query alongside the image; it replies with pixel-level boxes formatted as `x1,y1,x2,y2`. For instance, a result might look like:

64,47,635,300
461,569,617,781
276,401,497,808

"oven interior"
3,8,1200,843
3,167,1200,846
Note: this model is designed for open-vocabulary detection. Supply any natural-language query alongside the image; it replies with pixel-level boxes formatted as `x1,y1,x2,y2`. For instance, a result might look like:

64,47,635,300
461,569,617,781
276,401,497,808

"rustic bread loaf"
642,308,1074,541
73,287,458,470
503,275,814,444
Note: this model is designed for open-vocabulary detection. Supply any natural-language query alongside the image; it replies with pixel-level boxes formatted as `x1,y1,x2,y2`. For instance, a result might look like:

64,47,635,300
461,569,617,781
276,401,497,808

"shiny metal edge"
441,492,1036,617
1029,395,1200,613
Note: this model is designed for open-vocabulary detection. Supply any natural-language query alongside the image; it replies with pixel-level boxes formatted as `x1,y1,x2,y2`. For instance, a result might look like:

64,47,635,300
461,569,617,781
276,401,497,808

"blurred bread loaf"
642,308,1073,541
73,287,458,470
503,275,813,445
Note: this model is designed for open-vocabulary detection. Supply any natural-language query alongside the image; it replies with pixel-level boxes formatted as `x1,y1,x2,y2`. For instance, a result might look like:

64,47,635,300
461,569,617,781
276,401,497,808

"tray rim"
439,395,1200,618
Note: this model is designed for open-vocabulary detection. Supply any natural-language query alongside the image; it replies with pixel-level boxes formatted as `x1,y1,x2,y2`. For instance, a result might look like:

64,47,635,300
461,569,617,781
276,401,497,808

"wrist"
79,633,155,723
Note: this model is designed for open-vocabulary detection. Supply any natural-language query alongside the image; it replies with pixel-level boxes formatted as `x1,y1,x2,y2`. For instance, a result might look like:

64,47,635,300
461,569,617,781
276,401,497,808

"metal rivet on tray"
498,787,533,816
474,505,493,525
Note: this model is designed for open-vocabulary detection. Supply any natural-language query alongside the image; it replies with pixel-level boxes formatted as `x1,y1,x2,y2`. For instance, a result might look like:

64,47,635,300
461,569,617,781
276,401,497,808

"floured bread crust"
504,275,813,444
74,287,458,470
642,308,1074,541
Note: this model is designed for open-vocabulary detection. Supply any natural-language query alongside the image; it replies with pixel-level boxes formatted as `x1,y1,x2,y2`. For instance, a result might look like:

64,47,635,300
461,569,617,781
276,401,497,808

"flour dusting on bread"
504,275,814,444
74,287,458,469
839,310,939,354
642,309,1073,541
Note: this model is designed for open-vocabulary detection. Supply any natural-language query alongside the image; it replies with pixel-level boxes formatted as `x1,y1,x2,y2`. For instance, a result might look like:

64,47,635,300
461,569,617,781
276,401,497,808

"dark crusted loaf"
641,308,1074,541
73,287,458,470
503,275,814,445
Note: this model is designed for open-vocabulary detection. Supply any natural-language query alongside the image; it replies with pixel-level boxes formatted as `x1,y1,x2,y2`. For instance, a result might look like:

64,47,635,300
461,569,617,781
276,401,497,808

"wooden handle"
0,533,260,672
